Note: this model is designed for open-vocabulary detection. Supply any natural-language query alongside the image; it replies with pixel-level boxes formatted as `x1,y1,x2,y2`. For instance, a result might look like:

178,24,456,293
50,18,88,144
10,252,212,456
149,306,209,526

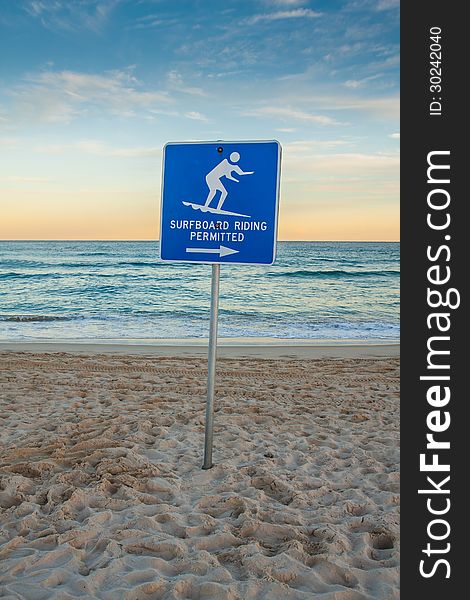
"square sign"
160,140,281,265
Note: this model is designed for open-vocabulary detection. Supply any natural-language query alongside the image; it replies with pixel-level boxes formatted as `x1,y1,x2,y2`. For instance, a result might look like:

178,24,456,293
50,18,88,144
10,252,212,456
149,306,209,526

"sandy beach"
0,345,399,599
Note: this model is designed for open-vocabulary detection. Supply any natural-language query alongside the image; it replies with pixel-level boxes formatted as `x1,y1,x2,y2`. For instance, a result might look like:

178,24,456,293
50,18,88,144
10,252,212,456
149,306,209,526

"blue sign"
160,140,281,265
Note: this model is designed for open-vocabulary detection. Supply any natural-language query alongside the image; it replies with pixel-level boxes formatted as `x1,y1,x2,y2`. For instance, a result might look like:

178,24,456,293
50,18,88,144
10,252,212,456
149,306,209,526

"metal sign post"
202,263,220,470
160,139,281,469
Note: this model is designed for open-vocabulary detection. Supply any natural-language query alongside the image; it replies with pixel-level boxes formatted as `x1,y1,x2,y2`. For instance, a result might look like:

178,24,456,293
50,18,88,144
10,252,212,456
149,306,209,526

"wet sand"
0,339,399,359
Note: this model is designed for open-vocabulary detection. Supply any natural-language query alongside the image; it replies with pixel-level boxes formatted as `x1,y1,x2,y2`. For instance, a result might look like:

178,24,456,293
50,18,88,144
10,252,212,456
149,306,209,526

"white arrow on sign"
186,245,239,257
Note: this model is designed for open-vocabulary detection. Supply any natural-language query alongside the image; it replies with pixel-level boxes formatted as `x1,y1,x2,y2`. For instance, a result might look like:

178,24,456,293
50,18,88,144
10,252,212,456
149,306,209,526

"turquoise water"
0,241,399,341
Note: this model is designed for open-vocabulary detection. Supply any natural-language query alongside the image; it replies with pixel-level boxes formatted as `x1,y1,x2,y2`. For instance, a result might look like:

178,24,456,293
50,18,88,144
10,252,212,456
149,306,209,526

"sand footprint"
197,495,247,520
152,513,187,539
125,539,186,561
368,531,396,561
250,474,294,506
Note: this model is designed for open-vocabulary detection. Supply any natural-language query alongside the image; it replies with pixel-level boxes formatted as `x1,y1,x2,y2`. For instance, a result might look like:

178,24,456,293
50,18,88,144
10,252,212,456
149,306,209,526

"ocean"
0,241,399,342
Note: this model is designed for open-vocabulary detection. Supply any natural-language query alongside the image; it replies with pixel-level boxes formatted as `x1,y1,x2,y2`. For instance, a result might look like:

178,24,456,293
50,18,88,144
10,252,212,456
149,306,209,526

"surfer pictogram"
182,151,254,218
205,152,254,210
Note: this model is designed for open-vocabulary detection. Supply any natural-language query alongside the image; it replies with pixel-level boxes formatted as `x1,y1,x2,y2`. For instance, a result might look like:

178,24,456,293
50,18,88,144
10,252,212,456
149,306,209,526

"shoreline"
0,338,399,359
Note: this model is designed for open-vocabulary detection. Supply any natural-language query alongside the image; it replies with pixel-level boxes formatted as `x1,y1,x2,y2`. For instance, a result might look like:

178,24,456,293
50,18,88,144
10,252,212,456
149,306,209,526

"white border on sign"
159,139,282,266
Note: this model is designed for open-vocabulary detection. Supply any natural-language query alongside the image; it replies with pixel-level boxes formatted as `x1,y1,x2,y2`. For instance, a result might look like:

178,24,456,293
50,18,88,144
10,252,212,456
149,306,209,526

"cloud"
167,71,206,97
8,69,170,124
345,0,400,12
0,106,11,126
132,12,181,30
35,139,161,157
24,0,120,33
343,74,383,89
247,106,341,125
376,0,400,10
285,140,352,151
299,94,399,119
282,142,399,181
265,0,307,5
0,137,21,148
184,111,209,121
389,132,400,139
246,8,322,25
369,53,400,71
338,96,399,119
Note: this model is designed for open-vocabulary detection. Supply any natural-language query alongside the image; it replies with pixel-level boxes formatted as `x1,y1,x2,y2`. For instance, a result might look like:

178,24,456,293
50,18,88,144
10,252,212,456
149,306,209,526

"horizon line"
0,239,401,243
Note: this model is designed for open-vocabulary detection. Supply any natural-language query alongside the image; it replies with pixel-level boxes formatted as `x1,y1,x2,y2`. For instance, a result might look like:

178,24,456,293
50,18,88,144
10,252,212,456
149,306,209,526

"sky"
0,0,400,241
